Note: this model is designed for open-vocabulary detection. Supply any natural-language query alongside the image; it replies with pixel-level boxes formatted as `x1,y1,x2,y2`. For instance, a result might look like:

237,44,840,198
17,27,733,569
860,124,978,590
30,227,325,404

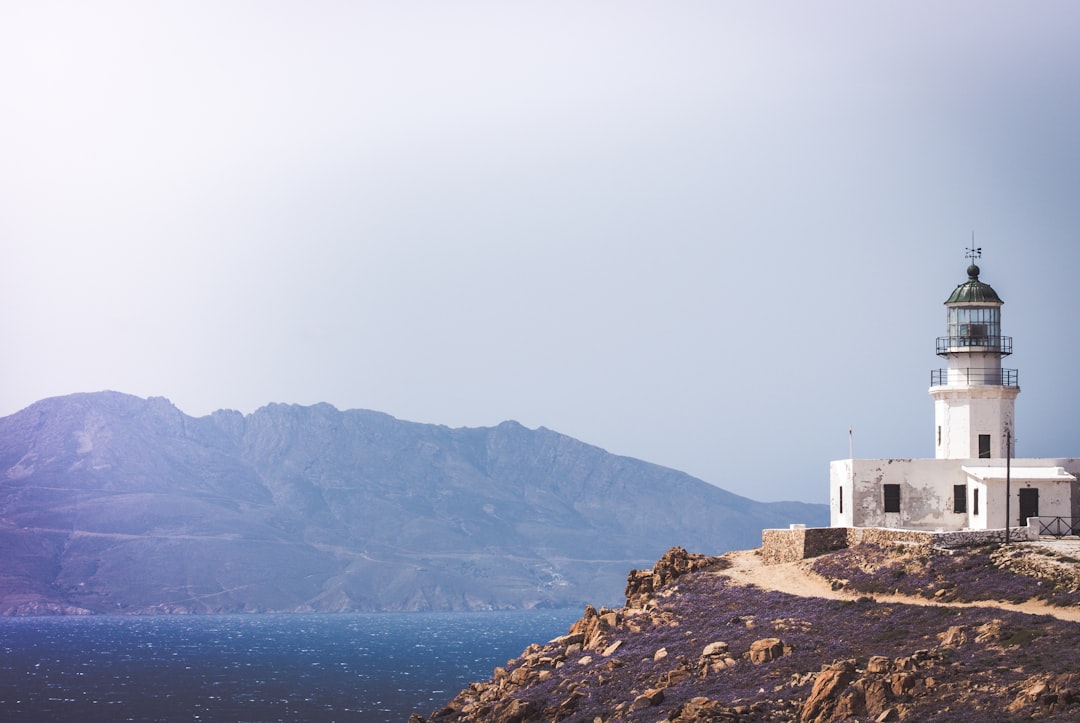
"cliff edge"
416,541,1080,722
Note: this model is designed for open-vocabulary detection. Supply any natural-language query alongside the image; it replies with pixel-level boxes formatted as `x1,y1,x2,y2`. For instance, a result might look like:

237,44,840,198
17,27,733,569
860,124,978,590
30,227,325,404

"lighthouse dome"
945,263,1003,304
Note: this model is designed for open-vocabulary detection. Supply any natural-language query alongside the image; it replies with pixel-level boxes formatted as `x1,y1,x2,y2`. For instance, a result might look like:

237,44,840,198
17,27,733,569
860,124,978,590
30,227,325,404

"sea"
0,609,582,722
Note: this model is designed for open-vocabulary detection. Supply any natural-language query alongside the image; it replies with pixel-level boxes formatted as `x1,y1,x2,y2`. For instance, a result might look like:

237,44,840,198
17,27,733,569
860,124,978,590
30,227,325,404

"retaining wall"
761,524,1037,565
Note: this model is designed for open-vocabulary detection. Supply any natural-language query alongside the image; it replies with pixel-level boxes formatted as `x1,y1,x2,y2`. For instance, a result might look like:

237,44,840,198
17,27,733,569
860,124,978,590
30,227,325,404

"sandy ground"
716,545,1080,623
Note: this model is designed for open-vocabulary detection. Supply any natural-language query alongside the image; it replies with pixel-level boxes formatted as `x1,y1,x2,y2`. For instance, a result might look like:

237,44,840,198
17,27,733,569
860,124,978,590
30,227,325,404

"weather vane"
966,232,982,262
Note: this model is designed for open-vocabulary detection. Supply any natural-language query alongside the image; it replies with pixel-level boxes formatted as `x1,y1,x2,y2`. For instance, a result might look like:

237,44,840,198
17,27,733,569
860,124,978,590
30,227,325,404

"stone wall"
761,524,1037,565
761,526,848,565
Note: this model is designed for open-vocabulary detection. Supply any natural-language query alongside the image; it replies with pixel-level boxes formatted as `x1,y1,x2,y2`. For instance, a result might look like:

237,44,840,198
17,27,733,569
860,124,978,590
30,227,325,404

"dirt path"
717,549,1080,623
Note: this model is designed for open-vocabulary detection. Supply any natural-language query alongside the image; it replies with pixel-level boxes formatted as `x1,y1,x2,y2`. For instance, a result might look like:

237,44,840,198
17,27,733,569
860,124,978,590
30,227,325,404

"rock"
701,641,729,657
630,688,665,710
748,637,787,664
866,656,891,674
490,697,537,723
578,656,592,666
554,633,586,647
625,547,719,608
937,625,968,648
894,656,918,672
862,678,892,716
567,605,621,651
658,666,693,688
602,641,623,657
974,619,1005,644
667,696,739,721
697,640,738,676
1008,672,1080,714
800,660,857,723
654,647,669,661
557,690,584,718
771,617,812,633
891,672,917,696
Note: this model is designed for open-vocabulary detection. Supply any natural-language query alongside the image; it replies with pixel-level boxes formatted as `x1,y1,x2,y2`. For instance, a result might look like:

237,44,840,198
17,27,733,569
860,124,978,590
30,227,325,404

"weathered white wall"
982,480,1073,529
841,458,970,530
931,385,1017,459
967,477,988,529
828,459,853,527
829,457,1079,532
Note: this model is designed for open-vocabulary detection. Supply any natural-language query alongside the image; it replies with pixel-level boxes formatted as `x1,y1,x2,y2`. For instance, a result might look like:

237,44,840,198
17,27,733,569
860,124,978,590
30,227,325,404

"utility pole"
1005,427,1012,544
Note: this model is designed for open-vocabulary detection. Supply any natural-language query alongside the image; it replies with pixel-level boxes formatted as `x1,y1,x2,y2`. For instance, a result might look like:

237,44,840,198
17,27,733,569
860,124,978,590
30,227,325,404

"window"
978,434,991,459
883,484,900,513
839,487,843,514
953,485,967,513
937,425,941,447
974,489,980,516
947,306,1001,346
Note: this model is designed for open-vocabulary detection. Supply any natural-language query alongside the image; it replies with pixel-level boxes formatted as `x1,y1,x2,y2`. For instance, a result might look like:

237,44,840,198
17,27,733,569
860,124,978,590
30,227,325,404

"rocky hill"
0,391,826,614
418,541,1080,722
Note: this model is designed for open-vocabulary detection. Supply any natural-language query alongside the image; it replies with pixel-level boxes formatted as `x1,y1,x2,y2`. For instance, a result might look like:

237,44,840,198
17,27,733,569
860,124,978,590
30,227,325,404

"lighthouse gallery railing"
935,335,1013,356
930,368,1019,387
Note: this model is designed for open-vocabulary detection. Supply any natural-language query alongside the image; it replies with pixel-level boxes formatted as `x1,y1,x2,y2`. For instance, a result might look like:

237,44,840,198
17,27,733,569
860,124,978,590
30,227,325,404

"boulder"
701,641,729,657
938,625,969,648
630,688,665,710
800,660,857,723
748,637,787,664
490,697,538,723
866,656,891,674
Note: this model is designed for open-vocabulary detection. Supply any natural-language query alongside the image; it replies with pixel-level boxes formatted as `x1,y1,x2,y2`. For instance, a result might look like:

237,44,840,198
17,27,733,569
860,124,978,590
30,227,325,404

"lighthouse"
929,253,1019,459
827,248,1078,534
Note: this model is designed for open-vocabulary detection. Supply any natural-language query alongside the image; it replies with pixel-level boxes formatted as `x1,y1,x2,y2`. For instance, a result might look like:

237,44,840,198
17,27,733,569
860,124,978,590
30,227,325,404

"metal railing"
936,335,1012,356
1035,517,1079,538
930,368,1019,387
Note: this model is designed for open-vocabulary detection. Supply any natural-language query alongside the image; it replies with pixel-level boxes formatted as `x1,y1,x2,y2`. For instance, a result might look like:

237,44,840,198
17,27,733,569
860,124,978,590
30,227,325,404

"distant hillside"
0,392,826,614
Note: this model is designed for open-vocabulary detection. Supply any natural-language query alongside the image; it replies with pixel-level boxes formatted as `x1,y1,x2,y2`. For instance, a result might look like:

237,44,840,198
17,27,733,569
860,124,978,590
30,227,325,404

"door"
1018,488,1039,524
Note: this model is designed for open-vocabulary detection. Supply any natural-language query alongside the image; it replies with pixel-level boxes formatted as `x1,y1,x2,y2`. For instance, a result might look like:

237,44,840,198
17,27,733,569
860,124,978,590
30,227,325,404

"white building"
829,259,1079,532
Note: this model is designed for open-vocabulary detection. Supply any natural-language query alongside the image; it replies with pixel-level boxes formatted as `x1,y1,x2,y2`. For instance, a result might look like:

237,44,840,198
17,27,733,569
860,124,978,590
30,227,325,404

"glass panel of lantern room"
948,307,1000,346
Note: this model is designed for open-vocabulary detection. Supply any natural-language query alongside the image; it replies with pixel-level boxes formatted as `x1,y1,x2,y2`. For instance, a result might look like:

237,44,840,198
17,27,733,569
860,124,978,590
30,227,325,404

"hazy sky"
4,2,1080,503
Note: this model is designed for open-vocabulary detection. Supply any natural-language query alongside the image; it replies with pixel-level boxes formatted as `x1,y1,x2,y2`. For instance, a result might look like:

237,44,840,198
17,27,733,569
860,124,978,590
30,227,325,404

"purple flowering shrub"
810,542,1080,606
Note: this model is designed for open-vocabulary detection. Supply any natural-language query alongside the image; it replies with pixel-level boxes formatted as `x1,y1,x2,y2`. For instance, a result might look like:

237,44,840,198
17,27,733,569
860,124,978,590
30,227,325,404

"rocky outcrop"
625,546,723,609
1008,673,1080,716
799,651,943,723
420,544,1080,722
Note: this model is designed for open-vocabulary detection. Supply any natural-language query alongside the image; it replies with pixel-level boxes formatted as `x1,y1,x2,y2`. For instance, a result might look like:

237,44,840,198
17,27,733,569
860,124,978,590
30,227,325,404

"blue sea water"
0,609,581,722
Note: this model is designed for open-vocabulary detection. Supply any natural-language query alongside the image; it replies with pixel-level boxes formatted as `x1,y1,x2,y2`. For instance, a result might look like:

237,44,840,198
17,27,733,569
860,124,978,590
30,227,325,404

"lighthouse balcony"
930,368,1019,388
935,335,1012,357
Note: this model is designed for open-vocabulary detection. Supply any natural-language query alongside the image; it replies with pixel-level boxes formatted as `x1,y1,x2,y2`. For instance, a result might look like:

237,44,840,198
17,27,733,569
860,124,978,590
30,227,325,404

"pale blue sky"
3,2,1080,502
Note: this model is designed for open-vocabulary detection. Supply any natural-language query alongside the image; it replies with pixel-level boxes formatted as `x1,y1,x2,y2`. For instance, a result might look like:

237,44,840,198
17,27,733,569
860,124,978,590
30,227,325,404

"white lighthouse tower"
930,251,1019,459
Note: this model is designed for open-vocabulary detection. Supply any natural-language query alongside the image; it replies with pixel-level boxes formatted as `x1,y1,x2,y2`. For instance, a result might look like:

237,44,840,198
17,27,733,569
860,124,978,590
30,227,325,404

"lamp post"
1005,427,1012,545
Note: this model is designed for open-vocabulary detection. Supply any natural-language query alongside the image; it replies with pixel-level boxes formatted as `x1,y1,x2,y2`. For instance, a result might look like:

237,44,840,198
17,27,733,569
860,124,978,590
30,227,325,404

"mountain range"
0,391,826,613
